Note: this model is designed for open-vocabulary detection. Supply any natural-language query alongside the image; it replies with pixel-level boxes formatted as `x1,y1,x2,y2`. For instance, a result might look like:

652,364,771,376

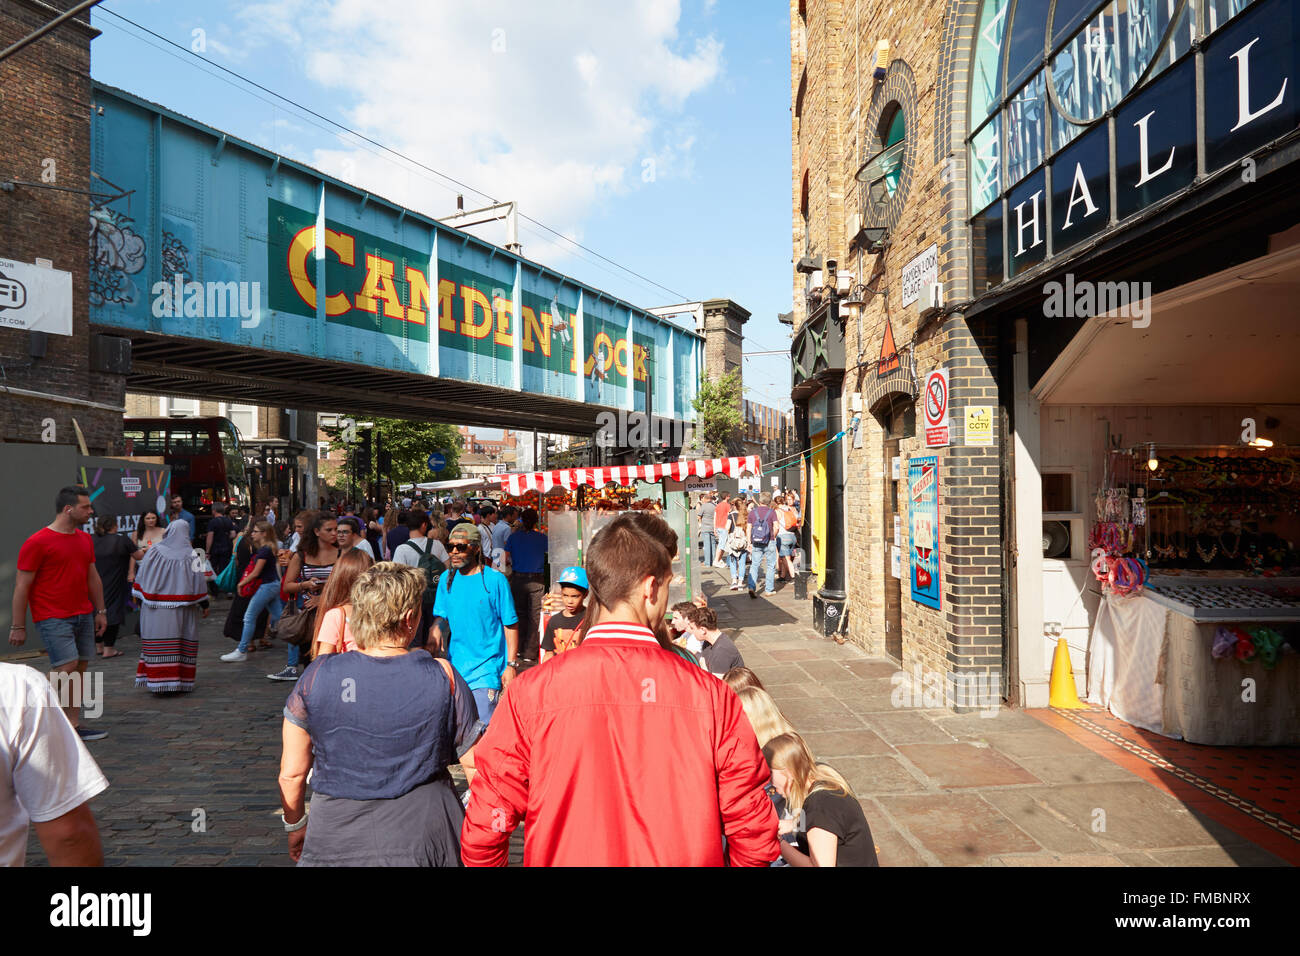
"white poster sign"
901,243,938,308
0,258,73,335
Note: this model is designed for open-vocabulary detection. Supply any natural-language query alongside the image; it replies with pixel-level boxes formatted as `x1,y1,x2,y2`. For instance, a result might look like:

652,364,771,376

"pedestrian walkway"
11,574,1294,865
703,565,1295,866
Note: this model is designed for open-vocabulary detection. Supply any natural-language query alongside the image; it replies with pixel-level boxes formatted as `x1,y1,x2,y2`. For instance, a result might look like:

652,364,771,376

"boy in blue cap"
540,566,588,663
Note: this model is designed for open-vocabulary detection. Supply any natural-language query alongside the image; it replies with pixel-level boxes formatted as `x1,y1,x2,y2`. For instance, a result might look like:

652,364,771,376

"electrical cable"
95,6,691,303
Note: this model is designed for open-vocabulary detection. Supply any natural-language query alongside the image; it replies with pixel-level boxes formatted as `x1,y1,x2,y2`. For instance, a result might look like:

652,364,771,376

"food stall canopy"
400,477,499,493
492,456,762,496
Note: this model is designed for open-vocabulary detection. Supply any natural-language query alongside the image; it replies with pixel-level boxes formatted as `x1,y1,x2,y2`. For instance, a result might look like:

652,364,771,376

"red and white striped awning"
493,455,762,497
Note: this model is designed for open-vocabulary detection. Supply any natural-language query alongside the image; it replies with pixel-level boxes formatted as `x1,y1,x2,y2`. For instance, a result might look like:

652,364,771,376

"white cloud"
233,0,722,271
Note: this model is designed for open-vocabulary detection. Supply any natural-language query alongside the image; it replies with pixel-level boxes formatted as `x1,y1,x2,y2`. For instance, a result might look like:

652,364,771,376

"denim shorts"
777,531,798,557
35,613,95,668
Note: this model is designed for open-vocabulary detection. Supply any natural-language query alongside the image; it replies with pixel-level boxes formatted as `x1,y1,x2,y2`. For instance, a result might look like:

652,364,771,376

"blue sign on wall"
908,455,941,610
427,451,446,474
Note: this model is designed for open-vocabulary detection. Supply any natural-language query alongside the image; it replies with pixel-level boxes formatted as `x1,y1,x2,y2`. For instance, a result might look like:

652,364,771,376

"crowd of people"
6,482,877,867
697,489,802,595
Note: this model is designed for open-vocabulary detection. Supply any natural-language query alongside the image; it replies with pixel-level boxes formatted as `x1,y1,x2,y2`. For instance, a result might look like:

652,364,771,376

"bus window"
123,428,166,456
167,428,204,455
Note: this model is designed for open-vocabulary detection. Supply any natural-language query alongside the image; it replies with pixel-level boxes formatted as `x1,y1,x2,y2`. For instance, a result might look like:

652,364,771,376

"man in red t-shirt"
9,486,109,741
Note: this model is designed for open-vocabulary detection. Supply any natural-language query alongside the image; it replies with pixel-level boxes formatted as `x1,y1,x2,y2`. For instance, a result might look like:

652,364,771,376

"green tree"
690,370,743,456
322,416,463,487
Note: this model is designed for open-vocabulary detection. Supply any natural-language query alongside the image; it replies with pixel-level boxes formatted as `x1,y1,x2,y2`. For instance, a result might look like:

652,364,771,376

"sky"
89,0,796,433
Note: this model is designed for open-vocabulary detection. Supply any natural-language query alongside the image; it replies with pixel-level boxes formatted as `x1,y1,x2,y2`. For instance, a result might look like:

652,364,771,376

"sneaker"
267,666,300,682
729,583,741,591
220,650,248,662
76,725,108,741
748,587,758,599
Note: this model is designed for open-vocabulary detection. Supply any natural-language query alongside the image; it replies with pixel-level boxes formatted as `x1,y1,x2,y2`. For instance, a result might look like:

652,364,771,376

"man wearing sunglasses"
431,523,519,725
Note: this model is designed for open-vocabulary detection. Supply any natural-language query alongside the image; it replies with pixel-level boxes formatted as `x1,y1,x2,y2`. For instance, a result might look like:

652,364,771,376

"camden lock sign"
987,0,1300,283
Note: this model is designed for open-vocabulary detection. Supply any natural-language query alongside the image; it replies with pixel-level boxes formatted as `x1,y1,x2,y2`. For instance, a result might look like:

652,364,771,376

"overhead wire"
94,5,692,303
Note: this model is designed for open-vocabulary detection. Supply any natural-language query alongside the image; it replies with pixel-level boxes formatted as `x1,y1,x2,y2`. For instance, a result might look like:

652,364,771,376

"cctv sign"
0,258,73,335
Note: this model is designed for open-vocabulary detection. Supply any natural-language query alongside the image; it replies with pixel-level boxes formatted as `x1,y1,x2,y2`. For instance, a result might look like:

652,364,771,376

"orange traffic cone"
1048,637,1087,709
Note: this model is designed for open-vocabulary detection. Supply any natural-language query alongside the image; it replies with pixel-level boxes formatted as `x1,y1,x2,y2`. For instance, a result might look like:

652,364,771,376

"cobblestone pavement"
14,566,1290,866
16,600,522,867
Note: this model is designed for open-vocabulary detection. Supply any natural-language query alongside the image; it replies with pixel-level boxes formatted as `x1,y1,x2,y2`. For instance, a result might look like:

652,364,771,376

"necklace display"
1218,530,1241,559
1196,536,1218,564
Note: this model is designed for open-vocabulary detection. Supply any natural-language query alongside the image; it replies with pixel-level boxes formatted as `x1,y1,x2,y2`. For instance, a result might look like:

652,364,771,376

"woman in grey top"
278,563,484,866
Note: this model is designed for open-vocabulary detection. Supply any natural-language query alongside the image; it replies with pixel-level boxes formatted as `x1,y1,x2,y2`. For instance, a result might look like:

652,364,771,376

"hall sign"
987,0,1299,282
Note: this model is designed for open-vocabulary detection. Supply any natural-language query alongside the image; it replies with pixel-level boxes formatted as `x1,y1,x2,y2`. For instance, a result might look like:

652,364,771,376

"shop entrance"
876,395,911,661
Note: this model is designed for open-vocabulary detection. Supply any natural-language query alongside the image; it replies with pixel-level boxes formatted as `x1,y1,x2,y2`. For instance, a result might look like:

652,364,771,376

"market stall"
1084,446,1300,744
491,455,763,604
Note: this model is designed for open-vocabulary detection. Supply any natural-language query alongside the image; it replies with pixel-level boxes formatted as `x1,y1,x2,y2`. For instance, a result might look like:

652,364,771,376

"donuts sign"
909,456,941,610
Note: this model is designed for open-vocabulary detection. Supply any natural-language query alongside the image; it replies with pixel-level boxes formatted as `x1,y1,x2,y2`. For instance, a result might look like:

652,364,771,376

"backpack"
402,538,446,605
726,516,748,552
750,506,775,547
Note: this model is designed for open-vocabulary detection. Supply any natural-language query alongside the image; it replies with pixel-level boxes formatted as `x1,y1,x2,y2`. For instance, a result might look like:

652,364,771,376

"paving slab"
896,743,1043,789
800,729,894,758
861,711,960,745
1144,844,1288,866
978,789,1104,854
772,696,868,732
876,794,1040,866
834,755,929,795
1010,753,1143,786
1004,782,1247,853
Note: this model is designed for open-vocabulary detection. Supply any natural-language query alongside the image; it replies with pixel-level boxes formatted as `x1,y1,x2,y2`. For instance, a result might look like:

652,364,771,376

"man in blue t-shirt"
431,522,519,725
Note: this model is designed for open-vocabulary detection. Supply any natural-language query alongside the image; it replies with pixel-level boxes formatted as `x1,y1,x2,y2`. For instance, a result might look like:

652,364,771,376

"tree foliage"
690,370,744,457
321,416,463,488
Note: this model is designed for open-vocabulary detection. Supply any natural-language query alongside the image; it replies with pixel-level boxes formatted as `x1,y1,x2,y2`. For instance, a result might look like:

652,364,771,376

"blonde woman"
736,687,796,749
278,562,484,866
763,732,878,867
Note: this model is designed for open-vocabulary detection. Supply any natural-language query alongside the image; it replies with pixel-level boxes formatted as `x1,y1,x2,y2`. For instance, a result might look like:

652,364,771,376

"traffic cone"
1048,637,1087,709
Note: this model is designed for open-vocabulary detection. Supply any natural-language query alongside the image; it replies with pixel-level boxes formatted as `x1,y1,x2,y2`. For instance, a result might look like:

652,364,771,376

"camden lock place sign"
972,0,1300,284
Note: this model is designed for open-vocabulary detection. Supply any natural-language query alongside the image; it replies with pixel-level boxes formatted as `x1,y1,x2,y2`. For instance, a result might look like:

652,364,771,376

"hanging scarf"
1211,626,1236,660
132,520,208,608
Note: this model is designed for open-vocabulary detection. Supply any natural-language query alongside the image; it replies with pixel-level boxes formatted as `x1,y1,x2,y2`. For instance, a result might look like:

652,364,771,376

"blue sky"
90,0,796,428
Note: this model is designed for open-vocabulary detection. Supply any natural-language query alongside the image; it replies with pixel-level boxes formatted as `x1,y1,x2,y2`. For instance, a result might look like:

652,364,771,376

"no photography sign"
924,368,949,448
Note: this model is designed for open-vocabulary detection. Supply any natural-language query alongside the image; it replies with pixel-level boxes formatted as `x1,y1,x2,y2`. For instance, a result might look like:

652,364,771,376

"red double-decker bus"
122,416,251,534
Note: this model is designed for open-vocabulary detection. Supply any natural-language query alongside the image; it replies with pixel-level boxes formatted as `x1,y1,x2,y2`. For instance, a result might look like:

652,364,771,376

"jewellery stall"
1086,445,1300,744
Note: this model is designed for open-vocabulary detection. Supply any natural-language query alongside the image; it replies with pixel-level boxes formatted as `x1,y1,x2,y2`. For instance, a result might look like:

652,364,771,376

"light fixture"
1249,437,1274,448
1146,443,1159,471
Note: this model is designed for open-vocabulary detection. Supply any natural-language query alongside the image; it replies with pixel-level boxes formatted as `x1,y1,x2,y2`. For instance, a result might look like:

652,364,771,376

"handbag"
274,601,317,649
213,554,239,594
238,575,259,598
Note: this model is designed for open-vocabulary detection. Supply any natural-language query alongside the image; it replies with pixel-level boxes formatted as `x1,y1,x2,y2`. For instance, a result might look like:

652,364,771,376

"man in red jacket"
461,512,778,867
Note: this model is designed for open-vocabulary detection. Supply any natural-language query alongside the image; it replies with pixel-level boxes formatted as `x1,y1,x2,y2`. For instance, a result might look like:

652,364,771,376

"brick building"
0,1,128,454
791,0,1300,711
457,426,518,459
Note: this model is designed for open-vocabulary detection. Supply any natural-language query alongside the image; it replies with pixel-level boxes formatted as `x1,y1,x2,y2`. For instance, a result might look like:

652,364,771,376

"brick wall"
0,2,122,453
795,0,1008,709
